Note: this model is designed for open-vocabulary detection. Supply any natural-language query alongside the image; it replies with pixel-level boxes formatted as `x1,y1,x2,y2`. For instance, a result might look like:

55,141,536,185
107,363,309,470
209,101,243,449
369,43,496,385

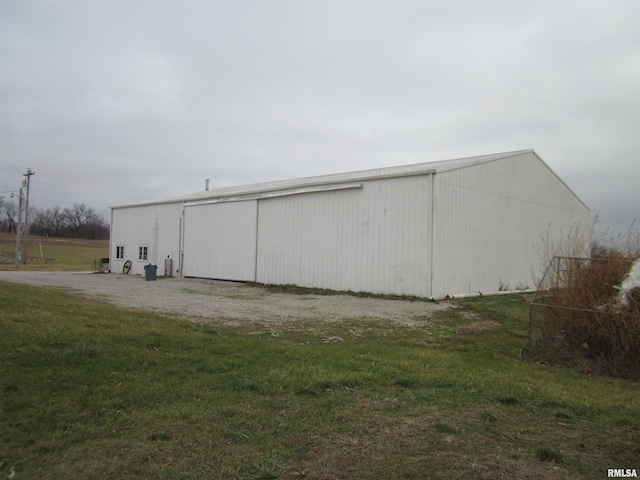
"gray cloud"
1,0,638,235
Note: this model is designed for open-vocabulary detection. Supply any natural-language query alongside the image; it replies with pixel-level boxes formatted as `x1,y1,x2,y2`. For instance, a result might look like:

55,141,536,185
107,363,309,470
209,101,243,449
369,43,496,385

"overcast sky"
1,0,638,236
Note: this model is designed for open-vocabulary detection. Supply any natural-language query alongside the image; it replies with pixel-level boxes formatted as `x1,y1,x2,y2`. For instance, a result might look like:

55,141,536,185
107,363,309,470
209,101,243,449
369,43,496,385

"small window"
138,246,148,261
116,245,125,260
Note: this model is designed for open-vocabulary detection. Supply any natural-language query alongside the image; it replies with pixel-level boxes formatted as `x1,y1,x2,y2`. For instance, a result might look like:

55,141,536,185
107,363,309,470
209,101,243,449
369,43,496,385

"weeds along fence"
527,256,640,380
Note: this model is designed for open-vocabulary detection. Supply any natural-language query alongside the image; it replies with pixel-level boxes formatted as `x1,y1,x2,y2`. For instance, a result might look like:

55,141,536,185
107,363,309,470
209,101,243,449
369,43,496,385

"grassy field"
0,231,108,271
1,279,638,479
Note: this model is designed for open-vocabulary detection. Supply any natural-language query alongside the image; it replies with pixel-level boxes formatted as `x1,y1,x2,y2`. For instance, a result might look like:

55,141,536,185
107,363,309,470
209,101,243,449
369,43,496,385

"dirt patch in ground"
294,403,576,480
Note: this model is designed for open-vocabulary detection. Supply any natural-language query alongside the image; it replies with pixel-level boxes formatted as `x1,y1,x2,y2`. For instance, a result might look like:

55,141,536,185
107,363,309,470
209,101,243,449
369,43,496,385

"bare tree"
30,206,66,237
16,201,110,239
62,203,109,239
49,206,66,237
1,200,18,233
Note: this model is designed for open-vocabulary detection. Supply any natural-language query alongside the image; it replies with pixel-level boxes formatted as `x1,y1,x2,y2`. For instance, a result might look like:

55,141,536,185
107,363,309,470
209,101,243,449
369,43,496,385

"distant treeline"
0,201,109,240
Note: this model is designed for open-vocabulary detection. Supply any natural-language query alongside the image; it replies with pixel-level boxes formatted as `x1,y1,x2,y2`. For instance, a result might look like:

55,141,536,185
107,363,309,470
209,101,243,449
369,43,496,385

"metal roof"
112,149,536,209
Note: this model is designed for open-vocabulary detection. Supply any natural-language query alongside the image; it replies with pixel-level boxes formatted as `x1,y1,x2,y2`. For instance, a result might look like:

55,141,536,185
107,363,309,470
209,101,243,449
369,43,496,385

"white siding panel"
182,201,257,281
256,175,433,296
110,203,183,276
432,151,590,298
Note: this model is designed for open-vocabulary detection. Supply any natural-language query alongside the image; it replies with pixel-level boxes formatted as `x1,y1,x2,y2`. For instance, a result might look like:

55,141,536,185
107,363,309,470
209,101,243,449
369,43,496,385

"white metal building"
109,150,590,299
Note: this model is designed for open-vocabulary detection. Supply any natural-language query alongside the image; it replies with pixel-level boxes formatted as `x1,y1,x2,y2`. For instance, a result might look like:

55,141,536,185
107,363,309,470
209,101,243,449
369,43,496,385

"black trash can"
144,264,157,281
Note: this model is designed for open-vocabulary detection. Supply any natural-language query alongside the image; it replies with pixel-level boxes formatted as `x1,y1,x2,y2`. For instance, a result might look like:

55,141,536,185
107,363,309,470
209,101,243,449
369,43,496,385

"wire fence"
527,255,639,379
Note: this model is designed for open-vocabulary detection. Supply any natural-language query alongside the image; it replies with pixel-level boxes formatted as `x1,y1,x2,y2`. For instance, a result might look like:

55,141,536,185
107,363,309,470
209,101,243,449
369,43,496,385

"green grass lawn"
1,283,638,479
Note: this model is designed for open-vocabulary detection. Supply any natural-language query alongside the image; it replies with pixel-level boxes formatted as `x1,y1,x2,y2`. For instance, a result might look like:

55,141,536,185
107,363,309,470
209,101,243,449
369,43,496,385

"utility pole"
14,187,24,269
22,168,35,265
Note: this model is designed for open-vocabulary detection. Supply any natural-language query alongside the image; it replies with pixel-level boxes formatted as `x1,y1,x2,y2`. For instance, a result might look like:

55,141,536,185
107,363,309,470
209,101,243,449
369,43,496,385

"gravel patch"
0,271,454,331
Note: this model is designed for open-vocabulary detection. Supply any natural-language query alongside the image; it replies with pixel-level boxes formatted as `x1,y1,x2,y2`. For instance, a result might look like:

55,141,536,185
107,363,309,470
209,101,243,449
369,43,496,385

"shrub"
528,221,640,380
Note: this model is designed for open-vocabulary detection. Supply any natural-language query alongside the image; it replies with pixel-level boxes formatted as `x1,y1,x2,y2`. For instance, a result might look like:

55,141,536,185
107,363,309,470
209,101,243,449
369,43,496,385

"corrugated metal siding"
431,151,590,298
182,201,257,281
256,175,433,296
110,203,183,276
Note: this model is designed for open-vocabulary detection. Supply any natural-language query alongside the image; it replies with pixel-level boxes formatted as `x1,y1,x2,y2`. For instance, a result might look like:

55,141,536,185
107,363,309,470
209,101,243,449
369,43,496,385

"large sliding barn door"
182,200,257,281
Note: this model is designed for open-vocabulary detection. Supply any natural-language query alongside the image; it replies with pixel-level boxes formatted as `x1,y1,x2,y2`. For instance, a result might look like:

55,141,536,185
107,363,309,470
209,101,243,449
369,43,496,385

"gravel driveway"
0,271,453,332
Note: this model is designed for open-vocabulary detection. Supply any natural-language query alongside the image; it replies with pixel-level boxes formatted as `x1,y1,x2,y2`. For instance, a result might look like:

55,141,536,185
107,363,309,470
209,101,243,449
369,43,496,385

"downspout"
152,213,159,267
178,203,185,278
254,200,260,283
109,207,114,273
429,172,435,300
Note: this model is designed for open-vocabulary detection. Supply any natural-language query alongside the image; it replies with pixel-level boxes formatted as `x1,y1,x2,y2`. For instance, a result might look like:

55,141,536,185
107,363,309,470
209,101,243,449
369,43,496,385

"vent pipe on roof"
205,179,210,191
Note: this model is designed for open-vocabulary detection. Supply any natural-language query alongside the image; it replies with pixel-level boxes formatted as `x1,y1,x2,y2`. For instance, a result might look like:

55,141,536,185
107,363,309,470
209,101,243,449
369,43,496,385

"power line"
1,166,169,198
